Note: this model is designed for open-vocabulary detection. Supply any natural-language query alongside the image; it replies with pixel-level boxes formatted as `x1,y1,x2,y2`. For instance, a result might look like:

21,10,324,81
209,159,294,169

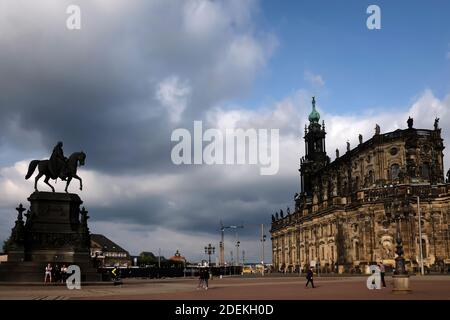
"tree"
2,238,12,253
138,251,166,266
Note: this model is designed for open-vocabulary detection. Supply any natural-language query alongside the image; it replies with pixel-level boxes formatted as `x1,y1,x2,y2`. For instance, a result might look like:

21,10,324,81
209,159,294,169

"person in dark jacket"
305,267,315,288
203,268,209,290
53,264,61,283
197,267,206,290
378,262,386,287
49,141,68,180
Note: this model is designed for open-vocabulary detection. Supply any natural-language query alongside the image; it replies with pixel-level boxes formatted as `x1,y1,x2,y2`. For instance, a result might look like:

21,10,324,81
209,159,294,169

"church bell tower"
300,97,329,198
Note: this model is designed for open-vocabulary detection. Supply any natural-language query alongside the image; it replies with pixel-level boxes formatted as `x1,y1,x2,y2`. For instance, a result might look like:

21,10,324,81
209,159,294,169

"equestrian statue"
25,141,86,193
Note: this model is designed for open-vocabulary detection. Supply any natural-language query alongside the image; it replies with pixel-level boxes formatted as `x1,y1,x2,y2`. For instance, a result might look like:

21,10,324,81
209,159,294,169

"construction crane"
232,222,269,270
219,221,244,266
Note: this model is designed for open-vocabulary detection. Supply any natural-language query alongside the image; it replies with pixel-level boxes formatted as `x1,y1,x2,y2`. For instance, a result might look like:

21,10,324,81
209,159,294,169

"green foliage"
2,238,12,253
138,251,166,266
137,251,185,267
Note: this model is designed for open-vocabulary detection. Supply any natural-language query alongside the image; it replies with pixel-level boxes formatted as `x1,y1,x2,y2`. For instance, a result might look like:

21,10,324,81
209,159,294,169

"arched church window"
420,238,427,258
354,241,360,260
422,163,430,180
316,140,322,152
390,164,400,180
368,170,374,184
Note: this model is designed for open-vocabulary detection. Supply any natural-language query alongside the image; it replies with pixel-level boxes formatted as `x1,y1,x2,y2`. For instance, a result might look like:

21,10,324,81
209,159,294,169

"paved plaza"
0,275,449,300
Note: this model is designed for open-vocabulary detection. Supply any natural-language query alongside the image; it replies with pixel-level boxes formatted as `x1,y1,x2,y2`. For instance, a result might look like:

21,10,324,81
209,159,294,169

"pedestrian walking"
203,268,209,290
305,267,315,288
379,262,386,287
197,267,206,290
60,264,67,283
53,264,61,283
44,263,52,284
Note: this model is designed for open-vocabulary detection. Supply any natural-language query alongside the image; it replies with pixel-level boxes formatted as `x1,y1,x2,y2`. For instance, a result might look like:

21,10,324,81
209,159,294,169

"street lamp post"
158,248,161,268
235,241,240,266
365,209,375,264
417,196,425,275
157,248,161,279
230,251,233,275
260,224,266,276
204,243,215,266
384,196,411,292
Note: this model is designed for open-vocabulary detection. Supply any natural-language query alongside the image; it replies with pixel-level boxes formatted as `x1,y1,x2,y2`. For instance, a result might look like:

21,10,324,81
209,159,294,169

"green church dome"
308,97,320,123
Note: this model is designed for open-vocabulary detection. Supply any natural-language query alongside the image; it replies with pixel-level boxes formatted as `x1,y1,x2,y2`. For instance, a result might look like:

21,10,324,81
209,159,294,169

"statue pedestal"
0,192,101,282
392,275,411,293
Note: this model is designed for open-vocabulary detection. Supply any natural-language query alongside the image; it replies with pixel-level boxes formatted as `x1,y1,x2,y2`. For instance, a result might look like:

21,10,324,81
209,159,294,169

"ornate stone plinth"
392,275,411,293
0,192,101,282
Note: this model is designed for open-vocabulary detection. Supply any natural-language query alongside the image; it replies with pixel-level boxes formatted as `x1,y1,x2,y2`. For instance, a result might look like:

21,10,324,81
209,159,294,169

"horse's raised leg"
73,174,83,191
65,177,72,193
34,172,43,192
44,175,55,192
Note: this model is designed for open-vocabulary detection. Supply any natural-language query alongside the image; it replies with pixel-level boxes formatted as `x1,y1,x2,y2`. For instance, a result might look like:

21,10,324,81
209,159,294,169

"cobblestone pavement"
0,275,449,300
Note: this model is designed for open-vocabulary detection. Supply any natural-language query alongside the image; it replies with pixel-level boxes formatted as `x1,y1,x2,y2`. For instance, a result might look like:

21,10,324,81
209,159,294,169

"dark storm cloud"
0,4,171,173
0,0,285,255
83,164,298,239
89,197,167,227
0,0,271,174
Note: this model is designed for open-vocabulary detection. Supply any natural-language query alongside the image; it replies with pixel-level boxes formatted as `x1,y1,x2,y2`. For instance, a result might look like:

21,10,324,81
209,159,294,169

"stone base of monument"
392,275,411,293
0,192,102,283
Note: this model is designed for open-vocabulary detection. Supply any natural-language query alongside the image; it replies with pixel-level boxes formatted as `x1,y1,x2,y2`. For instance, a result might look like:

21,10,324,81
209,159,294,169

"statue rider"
49,141,68,181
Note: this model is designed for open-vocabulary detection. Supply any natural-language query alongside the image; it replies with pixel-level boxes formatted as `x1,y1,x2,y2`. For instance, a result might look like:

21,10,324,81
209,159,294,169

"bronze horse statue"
25,152,86,193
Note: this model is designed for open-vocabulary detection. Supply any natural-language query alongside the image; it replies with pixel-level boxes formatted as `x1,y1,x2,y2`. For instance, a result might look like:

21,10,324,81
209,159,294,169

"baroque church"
270,97,450,273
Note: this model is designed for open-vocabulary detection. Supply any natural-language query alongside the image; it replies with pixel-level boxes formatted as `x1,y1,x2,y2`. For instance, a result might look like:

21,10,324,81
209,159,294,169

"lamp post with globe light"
260,224,267,276
384,196,411,292
204,243,215,266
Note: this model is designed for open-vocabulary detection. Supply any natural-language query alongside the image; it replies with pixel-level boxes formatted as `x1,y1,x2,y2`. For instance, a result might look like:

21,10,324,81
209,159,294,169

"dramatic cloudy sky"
0,0,449,263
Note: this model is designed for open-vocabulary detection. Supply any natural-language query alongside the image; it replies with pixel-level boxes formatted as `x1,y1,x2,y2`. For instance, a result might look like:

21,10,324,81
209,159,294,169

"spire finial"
308,96,320,123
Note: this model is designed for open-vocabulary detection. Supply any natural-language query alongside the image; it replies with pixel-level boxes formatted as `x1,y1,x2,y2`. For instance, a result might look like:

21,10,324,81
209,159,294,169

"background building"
271,98,450,274
90,234,130,267
169,250,186,264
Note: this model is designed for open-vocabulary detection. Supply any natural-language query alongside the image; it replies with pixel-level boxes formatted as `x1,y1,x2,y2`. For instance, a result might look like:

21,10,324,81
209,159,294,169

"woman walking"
44,263,52,284
197,267,206,290
305,267,315,288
